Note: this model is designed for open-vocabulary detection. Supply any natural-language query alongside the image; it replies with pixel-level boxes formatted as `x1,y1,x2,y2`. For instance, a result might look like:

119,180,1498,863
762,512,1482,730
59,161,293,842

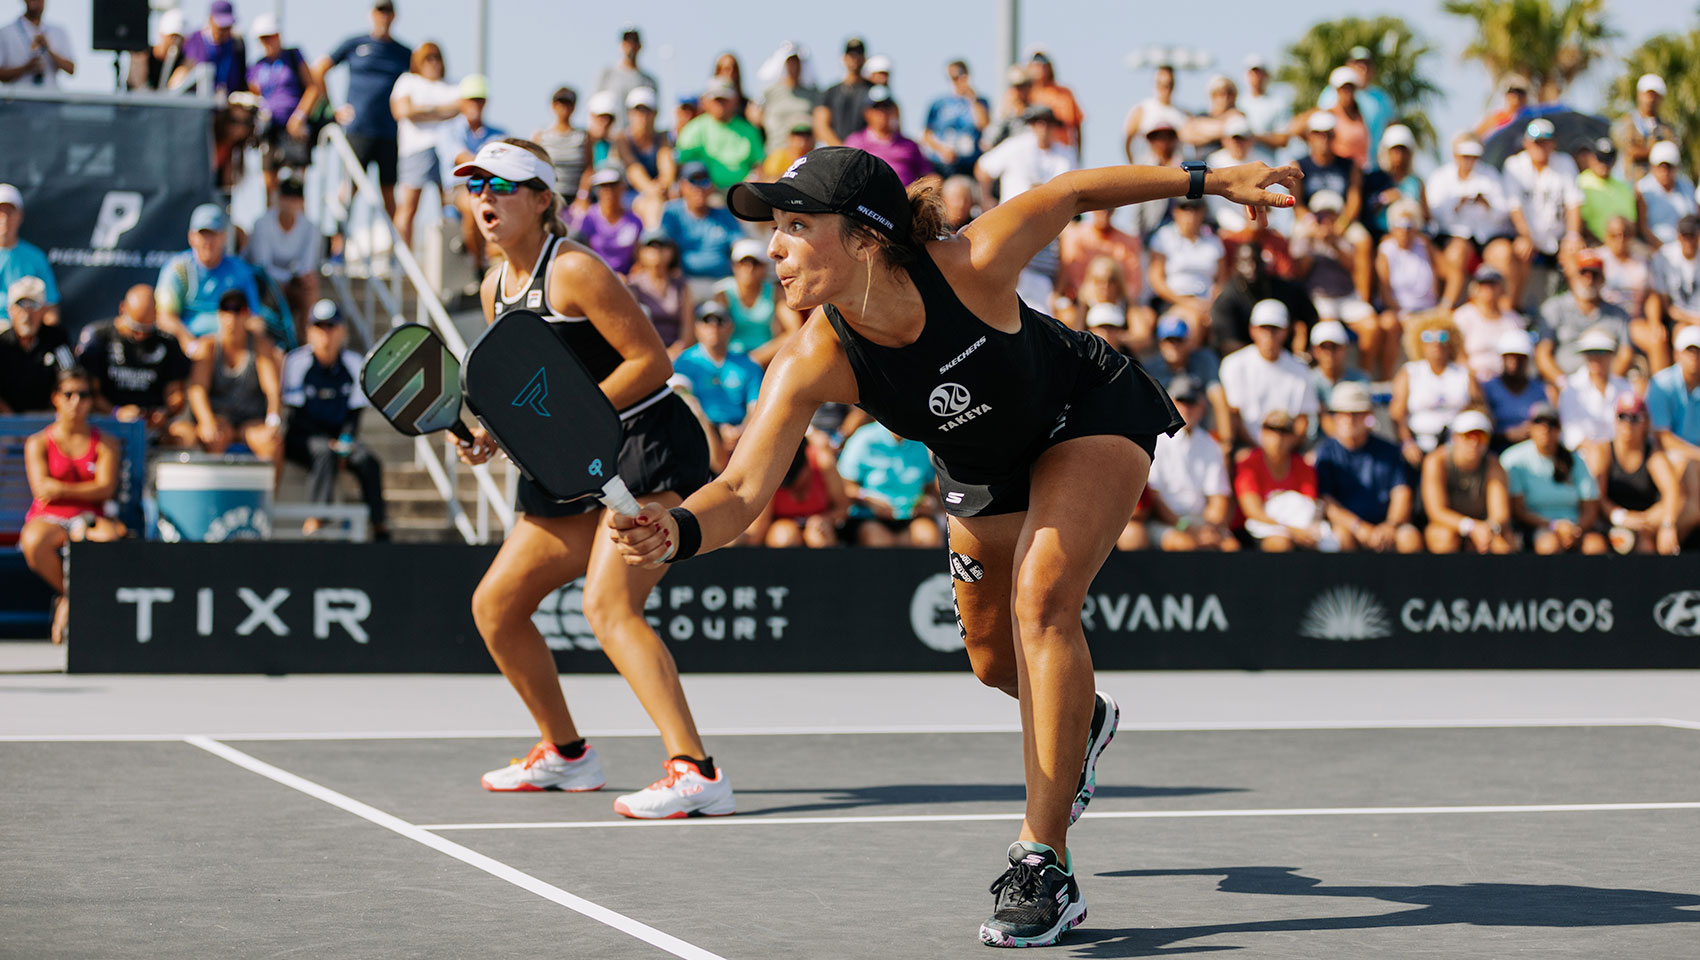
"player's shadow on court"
1069,866,1700,957
735,784,1244,816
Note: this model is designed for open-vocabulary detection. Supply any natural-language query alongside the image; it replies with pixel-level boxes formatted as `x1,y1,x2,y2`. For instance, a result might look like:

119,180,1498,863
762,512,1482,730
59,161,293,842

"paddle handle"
449,420,474,444
600,477,642,517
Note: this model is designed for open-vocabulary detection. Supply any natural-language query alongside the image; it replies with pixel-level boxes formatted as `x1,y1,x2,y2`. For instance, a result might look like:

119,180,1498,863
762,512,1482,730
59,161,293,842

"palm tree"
1277,17,1441,149
1609,27,1700,178
1443,0,1617,101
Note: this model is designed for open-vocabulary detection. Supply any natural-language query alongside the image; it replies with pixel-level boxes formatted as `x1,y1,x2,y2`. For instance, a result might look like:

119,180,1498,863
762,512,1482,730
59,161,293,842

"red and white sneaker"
480,741,605,792
613,758,736,819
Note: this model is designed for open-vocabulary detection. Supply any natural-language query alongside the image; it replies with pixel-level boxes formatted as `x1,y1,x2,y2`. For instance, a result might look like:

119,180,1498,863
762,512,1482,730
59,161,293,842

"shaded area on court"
5,726,1700,960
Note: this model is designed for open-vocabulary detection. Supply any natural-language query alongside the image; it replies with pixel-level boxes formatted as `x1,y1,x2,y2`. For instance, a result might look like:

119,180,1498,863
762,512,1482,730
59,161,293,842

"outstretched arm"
961,161,1300,290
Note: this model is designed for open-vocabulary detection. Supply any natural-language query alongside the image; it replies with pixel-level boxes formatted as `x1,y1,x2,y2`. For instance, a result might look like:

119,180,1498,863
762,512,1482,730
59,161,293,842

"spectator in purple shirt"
174,0,247,96
246,14,317,197
572,166,644,274
844,85,933,185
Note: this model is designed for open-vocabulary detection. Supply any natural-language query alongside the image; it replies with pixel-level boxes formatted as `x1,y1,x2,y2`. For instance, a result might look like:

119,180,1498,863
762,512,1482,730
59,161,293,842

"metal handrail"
312,123,515,542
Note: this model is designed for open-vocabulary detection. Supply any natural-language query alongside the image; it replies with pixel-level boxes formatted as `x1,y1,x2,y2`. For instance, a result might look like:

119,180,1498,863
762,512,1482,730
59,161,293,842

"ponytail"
840,179,947,269
1552,443,1573,484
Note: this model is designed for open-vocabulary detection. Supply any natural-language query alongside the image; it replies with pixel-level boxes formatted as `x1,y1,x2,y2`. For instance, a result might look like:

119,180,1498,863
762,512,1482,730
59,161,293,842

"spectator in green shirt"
676,79,765,189
1575,138,1646,247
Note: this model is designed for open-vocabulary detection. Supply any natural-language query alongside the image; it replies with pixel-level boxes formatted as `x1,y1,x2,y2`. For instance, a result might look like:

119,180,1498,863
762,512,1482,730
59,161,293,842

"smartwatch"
1181,160,1208,200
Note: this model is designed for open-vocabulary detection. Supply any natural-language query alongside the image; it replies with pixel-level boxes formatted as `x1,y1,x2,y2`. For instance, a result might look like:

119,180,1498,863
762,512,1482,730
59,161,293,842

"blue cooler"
154,454,274,542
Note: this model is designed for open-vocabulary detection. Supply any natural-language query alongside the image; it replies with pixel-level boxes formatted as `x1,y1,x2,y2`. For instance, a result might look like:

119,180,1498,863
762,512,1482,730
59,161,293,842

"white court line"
183,736,725,960
417,800,1700,833
6,716,1699,743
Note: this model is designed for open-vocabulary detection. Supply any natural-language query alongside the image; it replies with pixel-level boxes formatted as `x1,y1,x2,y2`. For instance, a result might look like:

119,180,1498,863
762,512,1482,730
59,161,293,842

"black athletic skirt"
932,362,1178,518
516,392,713,518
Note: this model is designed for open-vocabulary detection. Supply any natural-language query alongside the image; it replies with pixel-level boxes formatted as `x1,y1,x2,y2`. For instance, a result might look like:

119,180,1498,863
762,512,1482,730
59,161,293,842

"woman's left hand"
1210,162,1303,219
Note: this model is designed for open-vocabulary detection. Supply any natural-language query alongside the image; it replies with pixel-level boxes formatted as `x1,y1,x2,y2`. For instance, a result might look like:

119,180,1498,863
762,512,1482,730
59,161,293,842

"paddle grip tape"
664,507,702,563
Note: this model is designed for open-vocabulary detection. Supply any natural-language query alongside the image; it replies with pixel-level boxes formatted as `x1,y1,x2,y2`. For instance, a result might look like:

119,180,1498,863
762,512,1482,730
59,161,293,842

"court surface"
5,658,1700,959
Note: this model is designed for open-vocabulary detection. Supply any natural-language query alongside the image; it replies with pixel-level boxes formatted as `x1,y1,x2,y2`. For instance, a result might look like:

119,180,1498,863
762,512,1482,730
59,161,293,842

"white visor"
452,141,556,192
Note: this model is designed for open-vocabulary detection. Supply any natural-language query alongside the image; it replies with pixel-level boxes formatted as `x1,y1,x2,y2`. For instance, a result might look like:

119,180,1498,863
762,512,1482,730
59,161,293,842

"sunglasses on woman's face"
58,389,92,399
1420,330,1451,343
1617,413,1646,422
466,176,522,196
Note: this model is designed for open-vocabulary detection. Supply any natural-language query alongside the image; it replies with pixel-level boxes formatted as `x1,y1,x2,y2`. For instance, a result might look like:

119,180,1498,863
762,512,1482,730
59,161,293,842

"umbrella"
1482,106,1610,169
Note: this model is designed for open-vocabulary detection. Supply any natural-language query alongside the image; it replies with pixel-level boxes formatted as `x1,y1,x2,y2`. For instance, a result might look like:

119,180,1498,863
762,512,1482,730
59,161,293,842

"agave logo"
1299,586,1392,641
1654,591,1700,637
929,382,972,417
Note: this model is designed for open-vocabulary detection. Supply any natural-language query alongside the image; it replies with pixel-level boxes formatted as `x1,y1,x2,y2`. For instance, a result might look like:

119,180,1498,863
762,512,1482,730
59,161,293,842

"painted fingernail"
637,516,649,525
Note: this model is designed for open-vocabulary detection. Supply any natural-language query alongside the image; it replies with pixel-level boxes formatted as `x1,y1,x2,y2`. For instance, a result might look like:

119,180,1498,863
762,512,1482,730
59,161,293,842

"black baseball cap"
1679,214,1700,236
844,36,866,54
727,146,911,240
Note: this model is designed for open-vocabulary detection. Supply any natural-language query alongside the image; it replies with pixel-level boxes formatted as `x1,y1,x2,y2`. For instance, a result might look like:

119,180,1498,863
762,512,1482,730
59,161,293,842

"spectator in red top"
1234,408,1324,551
748,440,850,548
1025,49,1083,154
21,367,127,644
844,86,932,185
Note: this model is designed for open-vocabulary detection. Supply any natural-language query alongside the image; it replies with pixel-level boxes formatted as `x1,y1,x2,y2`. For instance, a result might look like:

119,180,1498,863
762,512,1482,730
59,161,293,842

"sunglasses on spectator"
1617,413,1646,422
1532,416,1560,426
58,389,93,399
466,176,522,196
1419,330,1451,343
12,298,42,310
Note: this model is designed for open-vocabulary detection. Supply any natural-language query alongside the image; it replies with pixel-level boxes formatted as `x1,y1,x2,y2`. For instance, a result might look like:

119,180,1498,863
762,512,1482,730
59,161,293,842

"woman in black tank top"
1588,395,1683,554
448,138,733,818
608,145,1302,946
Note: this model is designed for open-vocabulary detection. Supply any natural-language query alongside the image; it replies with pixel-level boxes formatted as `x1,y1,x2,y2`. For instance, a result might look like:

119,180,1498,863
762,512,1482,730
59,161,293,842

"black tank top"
1606,441,1660,512
823,248,1167,478
496,235,669,418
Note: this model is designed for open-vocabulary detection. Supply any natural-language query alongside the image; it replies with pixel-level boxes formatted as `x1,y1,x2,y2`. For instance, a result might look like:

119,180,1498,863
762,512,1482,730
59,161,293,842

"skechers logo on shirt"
938,335,986,374
855,204,894,231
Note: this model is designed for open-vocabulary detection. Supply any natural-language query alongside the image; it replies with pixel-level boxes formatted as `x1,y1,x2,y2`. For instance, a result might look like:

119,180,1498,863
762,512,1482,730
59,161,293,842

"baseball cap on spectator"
157,8,185,38
310,299,344,325
251,13,279,37
459,74,488,100
1022,104,1057,125
639,226,676,247
1528,401,1560,425
217,288,248,312
1574,249,1604,272
1310,319,1350,346
1307,111,1337,134
1156,313,1190,340
677,94,699,109
1455,137,1484,157
1503,75,1530,93
1349,46,1373,62
1027,48,1051,64
1497,329,1533,356
1262,409,1296,433
590,166,624,188
209,0,235,27
1576,328,1617,353
1638,74,1667,97
864,55,893,76
732,238,767,264
0,183,21,209
1388,199,1424,229
1381,124,1416,150
1589,136,1615,160
1223,114,1251,139
1525,118,1556,141
1680,214,1700,236
372,0,396,12
277,176,305,198
1650,141,1681,168
627,87,657,111
1309,189,1345,214
1005,65,1031,86
704,79,739,103
621,25,641,41
552,86,577,105
1207,74,1234,94
1451,409,1492,436
1250,299,1289,329
1328,66,1358,89
1616,392,1649,416
1167,374,1203,403
789,121,813,135
1674,326,1700,352
1244,54,1267,71
1145,111,1180,136
189,203,228,232
1329,380,1374,413
678,161,713,185
844,36,866,54
1472,264,1504,285
695,300,730,324
9,275,45,307
866,85,896,108
1086,303,1126,328
588,90,620,117
452,140,556,189
726,145,911,240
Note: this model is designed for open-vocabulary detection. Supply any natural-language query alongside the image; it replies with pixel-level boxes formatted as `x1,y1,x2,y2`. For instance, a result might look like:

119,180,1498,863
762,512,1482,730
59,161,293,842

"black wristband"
665,507,702,563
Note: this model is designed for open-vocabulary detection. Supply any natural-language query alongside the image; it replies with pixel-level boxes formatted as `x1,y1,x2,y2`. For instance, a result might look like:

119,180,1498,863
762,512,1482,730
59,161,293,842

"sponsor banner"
67,543,1700,673
0,95,213,339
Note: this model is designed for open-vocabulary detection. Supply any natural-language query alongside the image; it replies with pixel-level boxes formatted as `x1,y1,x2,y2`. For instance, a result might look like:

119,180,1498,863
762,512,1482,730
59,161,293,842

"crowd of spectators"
7,0,1700,557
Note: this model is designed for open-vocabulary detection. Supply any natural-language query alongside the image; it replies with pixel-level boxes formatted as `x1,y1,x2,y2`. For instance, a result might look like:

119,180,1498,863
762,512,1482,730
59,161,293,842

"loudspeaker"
91,0,150,52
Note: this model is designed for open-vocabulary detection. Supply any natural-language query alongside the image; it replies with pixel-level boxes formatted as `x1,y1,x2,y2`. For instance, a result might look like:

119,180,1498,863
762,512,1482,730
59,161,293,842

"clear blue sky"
46,0,1683,171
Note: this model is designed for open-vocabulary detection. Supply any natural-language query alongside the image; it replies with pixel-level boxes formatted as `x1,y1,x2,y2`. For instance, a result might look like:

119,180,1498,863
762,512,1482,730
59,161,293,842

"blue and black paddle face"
361,323,473,442
462,309,625,503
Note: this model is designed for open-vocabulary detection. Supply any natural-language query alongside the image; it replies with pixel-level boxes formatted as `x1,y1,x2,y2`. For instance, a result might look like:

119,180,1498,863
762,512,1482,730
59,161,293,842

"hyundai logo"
1654,591,1700,637
928,382,972,417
